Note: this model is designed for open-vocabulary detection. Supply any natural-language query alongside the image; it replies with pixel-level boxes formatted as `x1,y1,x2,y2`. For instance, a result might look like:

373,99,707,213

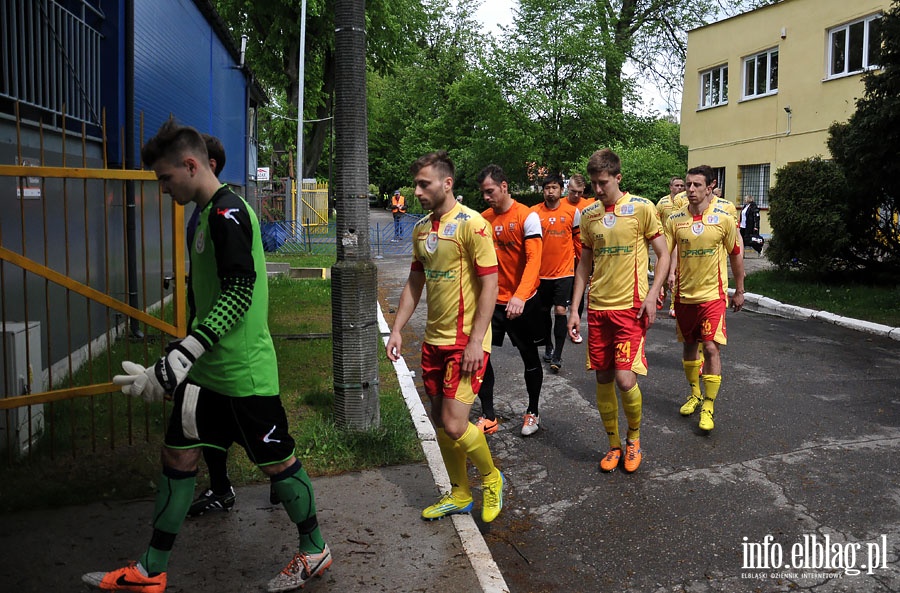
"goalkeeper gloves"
113,334,207,401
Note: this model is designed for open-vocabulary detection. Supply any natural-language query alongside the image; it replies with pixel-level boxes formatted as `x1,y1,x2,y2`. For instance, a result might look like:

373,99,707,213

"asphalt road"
374,230,900,593
478,305,900,593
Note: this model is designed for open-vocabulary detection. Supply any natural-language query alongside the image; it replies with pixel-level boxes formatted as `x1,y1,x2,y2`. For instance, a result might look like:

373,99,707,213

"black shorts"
491,296,546,348
538,277,574,309
165,380,296,467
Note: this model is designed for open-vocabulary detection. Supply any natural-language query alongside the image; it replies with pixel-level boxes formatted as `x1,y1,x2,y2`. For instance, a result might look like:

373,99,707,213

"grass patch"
0,275,422,512
746,269,900,327
266,253,336,269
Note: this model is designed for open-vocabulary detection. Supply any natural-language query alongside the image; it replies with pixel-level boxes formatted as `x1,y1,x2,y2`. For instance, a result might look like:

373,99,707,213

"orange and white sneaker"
520,413,540,436
475,416,499,435
624,439,642,473
267,544,333,592
82,561,167,593
599,447,622,472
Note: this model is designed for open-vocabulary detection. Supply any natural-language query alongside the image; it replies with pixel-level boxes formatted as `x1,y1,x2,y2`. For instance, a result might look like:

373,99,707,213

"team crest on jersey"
549,217,557,225
706,215,720,224
508,222,517,232
495,225,503,236
425,231,439,253
443,223,458,237
194,228,206,253
602,213,617,228
691,222,705,236
619,204,635,216
560,215,567,224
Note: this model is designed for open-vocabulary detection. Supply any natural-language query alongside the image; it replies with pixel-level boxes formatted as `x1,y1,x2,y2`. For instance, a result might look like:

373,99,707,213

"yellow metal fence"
0,111,186,464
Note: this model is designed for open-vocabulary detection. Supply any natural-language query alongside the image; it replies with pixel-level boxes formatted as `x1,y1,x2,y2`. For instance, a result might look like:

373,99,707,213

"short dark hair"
410,150,455,181
202,134,226,176
476,164,508,186
587,148,621,176
568,173,586,188
542,172,564,188
141,116,208,169
686,165,715,186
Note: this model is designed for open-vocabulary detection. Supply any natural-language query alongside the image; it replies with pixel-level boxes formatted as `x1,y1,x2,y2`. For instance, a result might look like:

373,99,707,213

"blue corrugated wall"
133,0,247,186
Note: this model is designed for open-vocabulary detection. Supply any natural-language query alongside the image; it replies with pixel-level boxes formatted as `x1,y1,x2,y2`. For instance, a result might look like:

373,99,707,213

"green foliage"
615,143,686,201
766,158,854,275
826,0,900,274
746,269,900,327
513,191,545,208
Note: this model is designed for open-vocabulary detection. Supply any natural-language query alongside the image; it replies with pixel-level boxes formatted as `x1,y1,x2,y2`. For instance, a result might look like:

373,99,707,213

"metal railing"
261,214,418,257
1,0,103,126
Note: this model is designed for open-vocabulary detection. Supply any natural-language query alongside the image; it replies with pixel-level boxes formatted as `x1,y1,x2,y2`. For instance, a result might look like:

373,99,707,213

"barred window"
739,164,771,209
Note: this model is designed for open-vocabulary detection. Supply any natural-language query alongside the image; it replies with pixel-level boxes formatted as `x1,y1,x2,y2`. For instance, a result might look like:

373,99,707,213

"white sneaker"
267,545,332,592
521,413,540,436
570,331,583,344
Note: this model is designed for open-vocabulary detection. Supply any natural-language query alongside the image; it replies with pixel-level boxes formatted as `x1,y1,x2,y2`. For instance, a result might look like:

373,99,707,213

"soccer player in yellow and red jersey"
478,164,546,436
656,176,686,316
666,165,745,432
532,173,581,373
565,173,594,341
568,148,670,474
386,151,505,523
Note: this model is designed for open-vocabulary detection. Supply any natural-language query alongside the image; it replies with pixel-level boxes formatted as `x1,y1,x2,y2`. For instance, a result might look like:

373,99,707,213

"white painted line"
377,302,511,593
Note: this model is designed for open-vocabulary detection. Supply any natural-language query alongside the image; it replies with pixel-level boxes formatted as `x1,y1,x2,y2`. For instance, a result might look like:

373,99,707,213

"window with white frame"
828,14,882,78
712,167,726,195
743,48,778,100
700,65,728,108
739,164,771,209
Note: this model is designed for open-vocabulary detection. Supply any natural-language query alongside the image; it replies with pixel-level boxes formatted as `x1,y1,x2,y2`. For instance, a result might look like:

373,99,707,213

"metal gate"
0,109,186,464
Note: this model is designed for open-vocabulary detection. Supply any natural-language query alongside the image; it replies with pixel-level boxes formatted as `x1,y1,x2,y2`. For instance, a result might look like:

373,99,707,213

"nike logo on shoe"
116,575,159,587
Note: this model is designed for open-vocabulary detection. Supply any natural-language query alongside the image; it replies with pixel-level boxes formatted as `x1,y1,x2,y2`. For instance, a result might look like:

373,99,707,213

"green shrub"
766,158,853,275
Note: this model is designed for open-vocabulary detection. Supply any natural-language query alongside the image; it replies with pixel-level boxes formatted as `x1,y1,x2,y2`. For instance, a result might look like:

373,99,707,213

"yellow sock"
702,375,721,414
456,423,499,481
437,428,471,499
683,359,703,398
621,383,643,441
596,382,621,450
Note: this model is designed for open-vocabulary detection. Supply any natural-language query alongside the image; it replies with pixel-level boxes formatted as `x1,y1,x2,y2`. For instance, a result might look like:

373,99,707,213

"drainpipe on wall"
124,0,142,338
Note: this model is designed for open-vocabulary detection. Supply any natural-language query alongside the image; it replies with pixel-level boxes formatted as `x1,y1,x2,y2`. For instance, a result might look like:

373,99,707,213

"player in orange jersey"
532,173,581,373
478,164,546,436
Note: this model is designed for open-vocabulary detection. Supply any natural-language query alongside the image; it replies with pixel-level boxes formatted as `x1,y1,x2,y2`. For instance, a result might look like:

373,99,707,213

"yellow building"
680,0,889,236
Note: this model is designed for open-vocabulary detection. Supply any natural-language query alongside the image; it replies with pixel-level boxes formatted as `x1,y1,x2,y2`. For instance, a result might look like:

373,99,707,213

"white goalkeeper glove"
113,335,206,401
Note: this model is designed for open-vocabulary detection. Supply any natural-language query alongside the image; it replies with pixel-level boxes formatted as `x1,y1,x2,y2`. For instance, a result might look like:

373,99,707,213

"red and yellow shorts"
421,343,489,405
675,299,728,345
586,308,649,375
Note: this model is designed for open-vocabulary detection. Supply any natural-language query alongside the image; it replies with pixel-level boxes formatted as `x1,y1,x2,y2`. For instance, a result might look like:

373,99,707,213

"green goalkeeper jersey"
187,186,279,396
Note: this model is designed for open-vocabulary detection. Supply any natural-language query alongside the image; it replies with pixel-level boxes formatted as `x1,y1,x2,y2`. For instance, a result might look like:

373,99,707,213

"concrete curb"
376,304,511,593
733,289,900,340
